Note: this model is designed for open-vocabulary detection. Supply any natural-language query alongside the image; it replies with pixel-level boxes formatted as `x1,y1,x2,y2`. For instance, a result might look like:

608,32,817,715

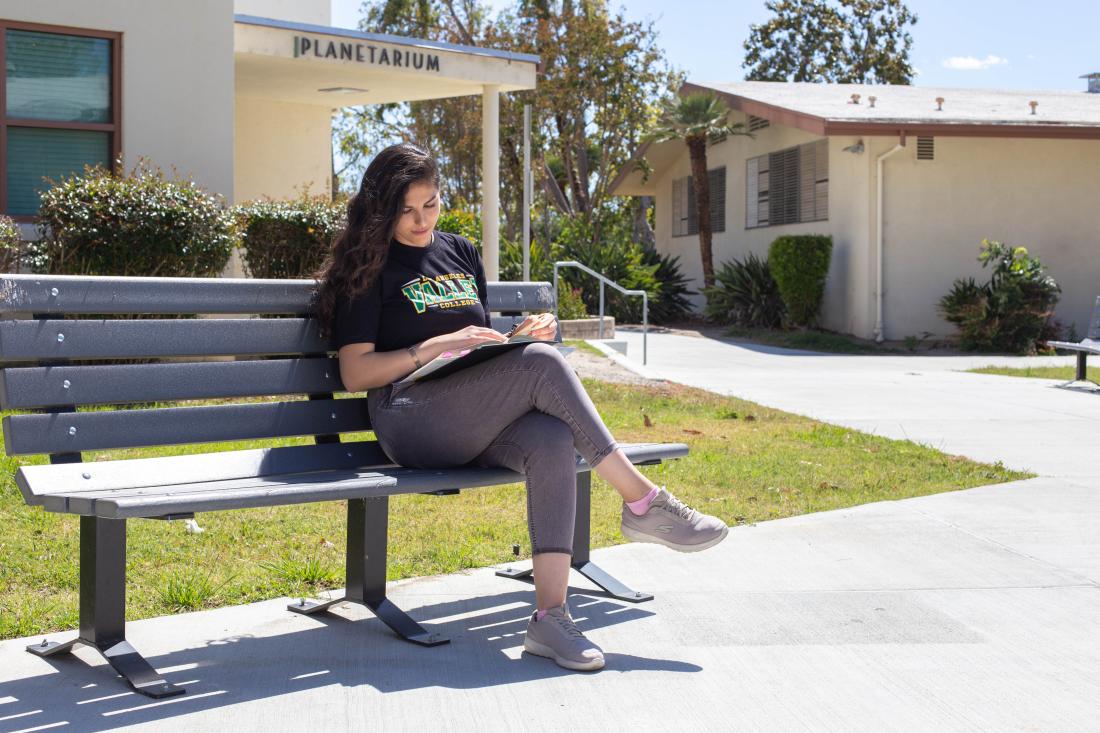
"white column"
481,84,500,280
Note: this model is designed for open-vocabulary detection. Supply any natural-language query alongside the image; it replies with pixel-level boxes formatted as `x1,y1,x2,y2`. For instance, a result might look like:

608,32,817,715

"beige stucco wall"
234,0,330,25
234,97,333,204
650,114,1100,341
3,0,236,204
876,135,1100,340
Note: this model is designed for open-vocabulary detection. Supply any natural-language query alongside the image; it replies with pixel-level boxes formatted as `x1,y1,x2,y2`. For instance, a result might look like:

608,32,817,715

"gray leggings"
367,342,618,556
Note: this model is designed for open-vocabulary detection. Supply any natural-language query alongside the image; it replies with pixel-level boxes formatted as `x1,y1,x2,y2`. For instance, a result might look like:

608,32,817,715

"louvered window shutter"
814,139,829,221
799,144,816,223
769,147,800,225
746,156,759,228
709,167,726,233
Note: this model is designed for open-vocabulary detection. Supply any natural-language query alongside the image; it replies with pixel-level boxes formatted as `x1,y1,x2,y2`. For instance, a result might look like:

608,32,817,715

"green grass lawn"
968,365,1099,382
563,339,607,357
724,327,901,354
0,381,1027,640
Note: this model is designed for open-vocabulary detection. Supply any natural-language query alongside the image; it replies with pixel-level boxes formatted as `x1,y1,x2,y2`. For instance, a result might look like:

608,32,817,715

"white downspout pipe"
481,85,501,280
873,135,906,343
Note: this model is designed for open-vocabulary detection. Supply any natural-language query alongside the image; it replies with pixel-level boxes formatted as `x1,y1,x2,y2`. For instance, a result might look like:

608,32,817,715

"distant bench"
0,274,688,699
1048,296,1100,381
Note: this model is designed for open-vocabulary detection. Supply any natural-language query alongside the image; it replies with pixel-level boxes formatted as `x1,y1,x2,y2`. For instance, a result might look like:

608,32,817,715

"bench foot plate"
574,561,653,603
496,561,653,603
366,598,449,646
26,637,185,699
287,597,343,615
101,639,186,699
26,637,80,657
288,595,449,646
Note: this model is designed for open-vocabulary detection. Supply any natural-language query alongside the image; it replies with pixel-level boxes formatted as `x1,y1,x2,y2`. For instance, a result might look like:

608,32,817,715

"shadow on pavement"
0,588,700,733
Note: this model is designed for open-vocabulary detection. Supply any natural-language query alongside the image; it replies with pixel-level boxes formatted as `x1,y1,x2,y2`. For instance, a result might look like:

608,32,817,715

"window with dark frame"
671,166,726,237
746,139,828,229
1,21,121,220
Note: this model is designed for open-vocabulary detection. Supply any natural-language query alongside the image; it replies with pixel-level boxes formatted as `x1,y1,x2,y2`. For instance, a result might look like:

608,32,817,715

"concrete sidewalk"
615,329,1100,477
2,334,1098,732
2,475,1098,733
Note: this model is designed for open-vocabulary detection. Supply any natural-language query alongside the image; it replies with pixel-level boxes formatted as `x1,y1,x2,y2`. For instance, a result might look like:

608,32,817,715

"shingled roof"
611,80,1100,195
685,80,1100,139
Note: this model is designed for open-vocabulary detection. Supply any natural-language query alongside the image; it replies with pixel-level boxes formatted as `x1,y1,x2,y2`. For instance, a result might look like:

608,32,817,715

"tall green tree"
743,0,918,84
335,0,676,249
643,92,748,290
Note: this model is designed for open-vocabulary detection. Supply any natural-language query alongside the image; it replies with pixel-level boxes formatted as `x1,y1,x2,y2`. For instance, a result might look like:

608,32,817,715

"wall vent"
748,115,770,131
916,136,935,160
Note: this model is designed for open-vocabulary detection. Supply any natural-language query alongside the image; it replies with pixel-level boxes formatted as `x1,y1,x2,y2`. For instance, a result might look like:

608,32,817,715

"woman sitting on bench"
311,142,728,672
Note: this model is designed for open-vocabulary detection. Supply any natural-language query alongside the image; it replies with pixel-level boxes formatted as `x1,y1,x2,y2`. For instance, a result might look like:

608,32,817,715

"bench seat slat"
0,318,331,362
16,440,392,502
2,397,371,455
0,357,347,409
0,275,553,315
58,471,407,516
53,467,521,517
17,441,689,518
1048,339,1100,354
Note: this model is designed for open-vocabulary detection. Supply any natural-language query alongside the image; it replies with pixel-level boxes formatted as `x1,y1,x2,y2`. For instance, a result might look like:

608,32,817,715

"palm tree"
643,92,749,290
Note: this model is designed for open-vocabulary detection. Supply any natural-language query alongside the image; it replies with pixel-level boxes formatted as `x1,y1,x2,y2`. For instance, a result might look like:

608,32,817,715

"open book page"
395,335,542,385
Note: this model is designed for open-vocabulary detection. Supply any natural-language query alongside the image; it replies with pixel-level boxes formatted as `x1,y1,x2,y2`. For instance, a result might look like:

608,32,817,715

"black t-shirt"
333,230,492,352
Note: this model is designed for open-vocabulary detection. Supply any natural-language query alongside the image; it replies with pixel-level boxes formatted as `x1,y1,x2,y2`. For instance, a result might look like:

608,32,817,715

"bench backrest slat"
0,357,347,409
0,275,553,458
0,275,553,315
0,315,539,363
0,318,330,361
1089,296,1100,340
2,397,370,455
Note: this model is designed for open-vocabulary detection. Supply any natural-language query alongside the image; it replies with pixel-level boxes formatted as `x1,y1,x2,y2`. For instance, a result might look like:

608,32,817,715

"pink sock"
536,609,549,621
626,486,660,516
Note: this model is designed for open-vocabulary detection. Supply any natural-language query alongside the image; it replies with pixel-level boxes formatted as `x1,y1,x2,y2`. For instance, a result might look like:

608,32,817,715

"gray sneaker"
620,487,729,552
523,602,605,671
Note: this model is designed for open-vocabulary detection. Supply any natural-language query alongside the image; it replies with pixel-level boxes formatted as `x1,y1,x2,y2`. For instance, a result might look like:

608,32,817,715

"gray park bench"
0,273,687,699
1048,296,1100,381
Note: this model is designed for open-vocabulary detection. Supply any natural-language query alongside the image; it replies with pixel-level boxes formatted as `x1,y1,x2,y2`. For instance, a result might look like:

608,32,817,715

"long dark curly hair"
311,142,440,340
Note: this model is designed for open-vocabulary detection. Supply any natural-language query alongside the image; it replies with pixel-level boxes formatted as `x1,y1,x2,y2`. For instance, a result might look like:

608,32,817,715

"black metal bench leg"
26,517,184,699
289,497,447,646
496,470,654,603
1077,352,1088,382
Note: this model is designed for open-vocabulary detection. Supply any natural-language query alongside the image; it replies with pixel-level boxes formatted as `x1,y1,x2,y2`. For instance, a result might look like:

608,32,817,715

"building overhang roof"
685,80,1100,141
234,15,538,107
610,79,1100,196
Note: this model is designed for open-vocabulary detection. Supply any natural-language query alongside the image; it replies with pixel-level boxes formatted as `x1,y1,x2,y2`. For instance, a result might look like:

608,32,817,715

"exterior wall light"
842,140,865,154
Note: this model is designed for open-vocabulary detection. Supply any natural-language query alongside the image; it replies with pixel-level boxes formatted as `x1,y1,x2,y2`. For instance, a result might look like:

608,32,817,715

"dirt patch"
564,346,667,387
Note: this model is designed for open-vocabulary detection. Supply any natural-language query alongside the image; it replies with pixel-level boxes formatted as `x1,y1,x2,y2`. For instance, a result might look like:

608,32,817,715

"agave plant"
703,253,786,328
640,248,696,324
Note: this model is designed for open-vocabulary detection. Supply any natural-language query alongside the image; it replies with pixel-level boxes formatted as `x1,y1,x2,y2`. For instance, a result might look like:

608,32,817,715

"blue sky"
331,0,1099,92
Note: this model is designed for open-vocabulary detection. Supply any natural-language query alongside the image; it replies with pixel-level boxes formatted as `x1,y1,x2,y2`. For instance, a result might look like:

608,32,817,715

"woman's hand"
511,313,558,341
421,325,506,358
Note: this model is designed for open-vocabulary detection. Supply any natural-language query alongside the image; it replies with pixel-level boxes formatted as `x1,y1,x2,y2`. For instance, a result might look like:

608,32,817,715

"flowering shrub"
0,215,23,273
235,195,346,279
33,159,235,276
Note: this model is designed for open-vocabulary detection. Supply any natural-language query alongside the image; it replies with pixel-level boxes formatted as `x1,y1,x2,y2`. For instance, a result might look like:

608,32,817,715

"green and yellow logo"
401,274,480,314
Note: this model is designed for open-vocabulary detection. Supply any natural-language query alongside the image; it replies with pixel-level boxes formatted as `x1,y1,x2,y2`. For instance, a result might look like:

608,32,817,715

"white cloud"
942,54,1009,70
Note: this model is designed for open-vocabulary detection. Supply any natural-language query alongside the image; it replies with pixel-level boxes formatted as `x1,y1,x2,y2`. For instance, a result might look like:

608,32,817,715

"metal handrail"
553,260,648,365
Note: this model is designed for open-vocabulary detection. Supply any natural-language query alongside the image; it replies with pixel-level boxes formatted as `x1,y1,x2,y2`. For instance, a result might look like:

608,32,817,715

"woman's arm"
338,325,507,391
